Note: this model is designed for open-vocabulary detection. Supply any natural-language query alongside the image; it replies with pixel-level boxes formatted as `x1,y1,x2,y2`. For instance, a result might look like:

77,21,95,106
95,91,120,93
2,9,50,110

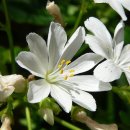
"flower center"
45,59,75,83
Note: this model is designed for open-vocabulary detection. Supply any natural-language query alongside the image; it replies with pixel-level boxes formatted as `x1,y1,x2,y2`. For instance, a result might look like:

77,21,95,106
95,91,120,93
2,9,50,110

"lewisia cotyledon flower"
16,22,111,113
85,17,130,83
94,0,130,21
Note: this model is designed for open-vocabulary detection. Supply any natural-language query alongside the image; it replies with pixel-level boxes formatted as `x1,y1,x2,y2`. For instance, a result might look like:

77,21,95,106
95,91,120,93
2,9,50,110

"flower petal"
66,53,103,75
84,17,113,48
26,33,48,71
27,79,50,103
114,42,124,63
94,0,108,3
16,51,45,77
51,84,72,113
120,0,130,12
94,60,122,82
124,71,130,85
114,21,124,44
85,34,112,59
57,27,85,66
47,22,67,71
107,0,127,21
68,75,112,92
118,44,130,67
71,90,96,111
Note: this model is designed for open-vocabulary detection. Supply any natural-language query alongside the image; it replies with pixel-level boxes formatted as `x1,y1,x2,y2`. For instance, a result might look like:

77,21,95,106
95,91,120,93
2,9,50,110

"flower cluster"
1,0,130,128
15,0,130,114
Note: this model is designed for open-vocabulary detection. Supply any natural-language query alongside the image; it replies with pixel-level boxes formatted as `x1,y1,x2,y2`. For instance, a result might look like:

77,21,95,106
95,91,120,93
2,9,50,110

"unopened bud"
46,1,64,27
1,74,26,93
0,117,12,130
39,108,54,126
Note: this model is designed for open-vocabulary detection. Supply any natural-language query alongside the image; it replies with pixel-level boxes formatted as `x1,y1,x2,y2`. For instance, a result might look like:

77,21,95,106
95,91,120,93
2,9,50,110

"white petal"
16,51,45,77
85,35,112,59
120,0,130,12
27,79,50,103
94,60,122,82
51,84,72,113
94,0,108,3
114,42,124,63
57,27,85,66
26,33,48,71
124,71,130,85
71,90,96,111
0,86,14,102
118,44,130,67
68,75,112,92
108,0,127,21
47,22,67,71
114,21,124,44
99,81,112,91
84,17,113,48
66,53,103,75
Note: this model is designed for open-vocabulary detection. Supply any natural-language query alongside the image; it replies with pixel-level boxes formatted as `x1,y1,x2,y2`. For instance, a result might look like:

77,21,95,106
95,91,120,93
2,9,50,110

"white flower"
16,22,111,113
94,0,130,21
85,17,130,83
0,74,26,102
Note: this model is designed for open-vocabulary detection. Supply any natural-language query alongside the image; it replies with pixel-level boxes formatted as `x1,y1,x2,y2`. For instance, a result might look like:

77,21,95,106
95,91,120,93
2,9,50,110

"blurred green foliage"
0,0,130,130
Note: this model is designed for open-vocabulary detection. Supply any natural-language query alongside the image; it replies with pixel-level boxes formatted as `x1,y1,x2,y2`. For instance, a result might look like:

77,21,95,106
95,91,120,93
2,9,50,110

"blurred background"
0,0,130,129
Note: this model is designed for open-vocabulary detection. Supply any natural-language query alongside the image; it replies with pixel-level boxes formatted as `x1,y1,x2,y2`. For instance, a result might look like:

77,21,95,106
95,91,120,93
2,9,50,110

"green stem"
107,91,115,122
54,116,83,130
2,0,15,73
25,107,32,130
71,0,85,35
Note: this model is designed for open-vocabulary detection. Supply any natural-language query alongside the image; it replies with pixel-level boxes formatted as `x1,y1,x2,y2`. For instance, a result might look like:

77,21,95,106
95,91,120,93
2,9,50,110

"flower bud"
39,108,54,126
0,117,12,130
1,74,26,93
46,1,64,26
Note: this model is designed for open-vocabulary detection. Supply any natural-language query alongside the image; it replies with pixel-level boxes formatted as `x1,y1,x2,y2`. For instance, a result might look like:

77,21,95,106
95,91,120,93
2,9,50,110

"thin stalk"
54,116,83,130
107,91,115,122
71,0,85,35
25,106,32,130
2,0,15,73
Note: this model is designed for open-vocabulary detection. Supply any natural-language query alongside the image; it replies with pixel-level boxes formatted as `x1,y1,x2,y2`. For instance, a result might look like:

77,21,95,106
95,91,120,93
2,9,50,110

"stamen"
69,69,75,73
66,60,71,65
129,66,130,70
58,64,62,69
64,75,68,80
69,73,74,77
59,69,64,74
61,59,65,64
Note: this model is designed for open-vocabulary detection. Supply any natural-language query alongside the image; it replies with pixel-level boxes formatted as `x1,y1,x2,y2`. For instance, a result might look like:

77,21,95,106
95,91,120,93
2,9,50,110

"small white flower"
94,0,130,21
85,17,130,83
16,22,111,113
0,74,26,102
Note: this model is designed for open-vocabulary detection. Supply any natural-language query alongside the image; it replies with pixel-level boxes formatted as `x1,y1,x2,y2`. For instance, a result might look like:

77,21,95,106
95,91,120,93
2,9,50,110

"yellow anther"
59,69,64,74
61,59,65,64
64,75,68,80
69,73,74,77
58,64,62,68
69,69,75,73
66,60,71,65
